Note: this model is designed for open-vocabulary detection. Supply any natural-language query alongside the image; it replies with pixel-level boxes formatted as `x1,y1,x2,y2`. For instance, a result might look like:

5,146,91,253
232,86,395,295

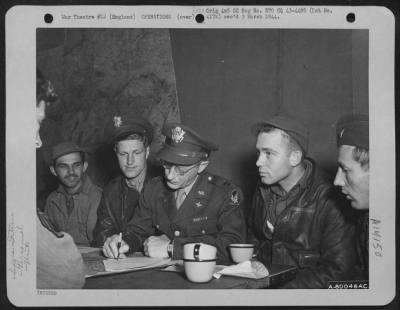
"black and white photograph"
5,5,396,307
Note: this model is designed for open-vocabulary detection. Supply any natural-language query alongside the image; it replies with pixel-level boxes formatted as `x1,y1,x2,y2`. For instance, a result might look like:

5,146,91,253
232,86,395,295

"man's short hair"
352,146,369,170
115,132,149,149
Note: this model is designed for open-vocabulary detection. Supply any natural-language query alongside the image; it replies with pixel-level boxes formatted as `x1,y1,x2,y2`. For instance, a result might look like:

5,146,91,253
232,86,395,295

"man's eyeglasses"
161,160,200,176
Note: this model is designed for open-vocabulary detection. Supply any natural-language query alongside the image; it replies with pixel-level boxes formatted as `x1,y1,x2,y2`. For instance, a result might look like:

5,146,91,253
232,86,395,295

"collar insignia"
171,126,185,143
113,116,123,128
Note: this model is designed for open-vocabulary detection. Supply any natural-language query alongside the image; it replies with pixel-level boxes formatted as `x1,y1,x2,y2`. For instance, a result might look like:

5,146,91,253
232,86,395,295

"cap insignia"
230,189,241,205
171,126,185,143
113,116,123,128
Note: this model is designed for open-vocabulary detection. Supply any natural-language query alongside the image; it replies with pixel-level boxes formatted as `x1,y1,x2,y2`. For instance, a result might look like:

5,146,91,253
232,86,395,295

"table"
80,248,297,289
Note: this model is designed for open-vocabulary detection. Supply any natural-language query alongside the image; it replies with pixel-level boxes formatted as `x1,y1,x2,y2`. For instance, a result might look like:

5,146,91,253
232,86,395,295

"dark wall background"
37,28,368,210
170,29,368,206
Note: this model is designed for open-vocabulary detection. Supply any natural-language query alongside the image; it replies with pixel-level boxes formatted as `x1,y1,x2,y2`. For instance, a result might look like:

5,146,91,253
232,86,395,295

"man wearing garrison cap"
44,141,102,246
334,114,369,280
247,114,355,288
92,115,160,246
102,123,246,264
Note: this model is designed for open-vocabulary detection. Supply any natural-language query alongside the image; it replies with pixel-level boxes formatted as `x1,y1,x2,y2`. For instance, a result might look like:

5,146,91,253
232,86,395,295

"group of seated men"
38,110,369,289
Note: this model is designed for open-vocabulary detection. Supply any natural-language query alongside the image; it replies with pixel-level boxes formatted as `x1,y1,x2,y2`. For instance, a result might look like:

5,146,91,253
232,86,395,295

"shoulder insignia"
229,189,241,205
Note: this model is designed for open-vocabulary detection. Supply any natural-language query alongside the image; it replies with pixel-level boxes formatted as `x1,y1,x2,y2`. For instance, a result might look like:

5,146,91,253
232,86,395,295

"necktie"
176,190,186,209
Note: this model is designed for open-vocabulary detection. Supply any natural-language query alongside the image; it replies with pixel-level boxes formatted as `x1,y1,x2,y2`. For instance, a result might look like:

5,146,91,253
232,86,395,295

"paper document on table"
213,260,269,279
104,255,172,272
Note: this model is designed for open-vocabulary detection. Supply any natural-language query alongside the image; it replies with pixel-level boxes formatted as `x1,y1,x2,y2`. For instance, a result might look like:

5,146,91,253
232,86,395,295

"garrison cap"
336,114,369,150
112,115,153,144
251,114,309,154
51,141,85,163
157,123,218,165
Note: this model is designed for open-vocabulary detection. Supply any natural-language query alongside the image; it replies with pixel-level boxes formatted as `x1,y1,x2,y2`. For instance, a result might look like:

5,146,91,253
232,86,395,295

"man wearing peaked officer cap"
157,123,219,165
93,114,160,247
103,122,246,264
334,114,369,281
44,141,102,246
247,114,356,288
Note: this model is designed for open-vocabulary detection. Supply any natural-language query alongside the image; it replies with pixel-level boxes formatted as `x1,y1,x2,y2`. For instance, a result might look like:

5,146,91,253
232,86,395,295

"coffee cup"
229,244,255,263
183,259,216,283
183,242,217,261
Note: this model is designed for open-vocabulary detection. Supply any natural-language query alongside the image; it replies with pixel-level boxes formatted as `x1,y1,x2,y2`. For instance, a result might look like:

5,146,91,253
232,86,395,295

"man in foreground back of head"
334,114,369,280
247,114,355,288
36,69,85,289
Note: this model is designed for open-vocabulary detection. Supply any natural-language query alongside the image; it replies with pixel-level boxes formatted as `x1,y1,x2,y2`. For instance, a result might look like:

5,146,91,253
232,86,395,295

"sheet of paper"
103,255,172,272
214,260,269,279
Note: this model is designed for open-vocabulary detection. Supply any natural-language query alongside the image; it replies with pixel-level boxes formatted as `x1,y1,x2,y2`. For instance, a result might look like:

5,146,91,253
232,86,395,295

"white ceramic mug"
183,259,216,283
183,242,217,261
229,244,256,263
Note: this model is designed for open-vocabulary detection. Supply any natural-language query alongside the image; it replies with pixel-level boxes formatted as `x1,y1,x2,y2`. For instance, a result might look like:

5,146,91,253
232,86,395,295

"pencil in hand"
116,232,122,260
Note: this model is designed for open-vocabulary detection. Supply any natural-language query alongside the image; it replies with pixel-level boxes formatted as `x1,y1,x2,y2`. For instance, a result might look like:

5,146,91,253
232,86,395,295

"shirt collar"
177,175,198,197
269,159,313,198
126,168,147,192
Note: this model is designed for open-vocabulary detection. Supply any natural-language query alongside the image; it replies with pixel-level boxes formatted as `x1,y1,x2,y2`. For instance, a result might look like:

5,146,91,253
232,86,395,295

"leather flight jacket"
248,159,356,288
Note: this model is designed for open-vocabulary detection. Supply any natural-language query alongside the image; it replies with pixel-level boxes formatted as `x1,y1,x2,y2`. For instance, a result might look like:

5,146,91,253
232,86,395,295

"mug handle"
193,244,201,260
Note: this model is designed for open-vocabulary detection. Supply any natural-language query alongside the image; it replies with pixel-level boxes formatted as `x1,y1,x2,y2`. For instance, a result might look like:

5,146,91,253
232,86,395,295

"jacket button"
174,230,180,237
201,229,206,235
208,176,212,181
156,224,160,229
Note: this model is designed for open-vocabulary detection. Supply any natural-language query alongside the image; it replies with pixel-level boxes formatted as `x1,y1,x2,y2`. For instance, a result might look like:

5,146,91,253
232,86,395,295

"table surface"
80,247,297,289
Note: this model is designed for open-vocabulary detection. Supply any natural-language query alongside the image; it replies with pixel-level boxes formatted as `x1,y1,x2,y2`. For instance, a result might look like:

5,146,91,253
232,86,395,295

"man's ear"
145,146,150,160
198,160,209,173
289,150,302,167
50,165,57,176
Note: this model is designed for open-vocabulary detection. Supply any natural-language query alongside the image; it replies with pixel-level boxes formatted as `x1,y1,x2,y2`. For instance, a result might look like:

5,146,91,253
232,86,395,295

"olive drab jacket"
123,171,246,264
247,159,356,288
92,166,161,247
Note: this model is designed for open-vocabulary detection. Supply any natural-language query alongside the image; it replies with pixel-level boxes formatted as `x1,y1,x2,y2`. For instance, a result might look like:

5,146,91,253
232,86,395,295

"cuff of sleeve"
124,233,142,254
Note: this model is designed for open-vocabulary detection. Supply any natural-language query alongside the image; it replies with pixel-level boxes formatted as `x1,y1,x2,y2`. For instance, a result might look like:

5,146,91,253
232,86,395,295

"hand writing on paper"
143,234,170,258
103,234,129,259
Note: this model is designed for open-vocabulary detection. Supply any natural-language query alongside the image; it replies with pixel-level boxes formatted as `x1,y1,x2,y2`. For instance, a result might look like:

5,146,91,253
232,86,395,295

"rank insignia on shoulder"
229,189,241,205
195,201,203,208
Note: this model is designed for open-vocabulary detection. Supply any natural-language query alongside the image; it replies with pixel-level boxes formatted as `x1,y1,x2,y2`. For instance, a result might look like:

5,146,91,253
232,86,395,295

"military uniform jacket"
248,159,356,288
92,168,158,247
124,171,246,264
44,175,102,246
